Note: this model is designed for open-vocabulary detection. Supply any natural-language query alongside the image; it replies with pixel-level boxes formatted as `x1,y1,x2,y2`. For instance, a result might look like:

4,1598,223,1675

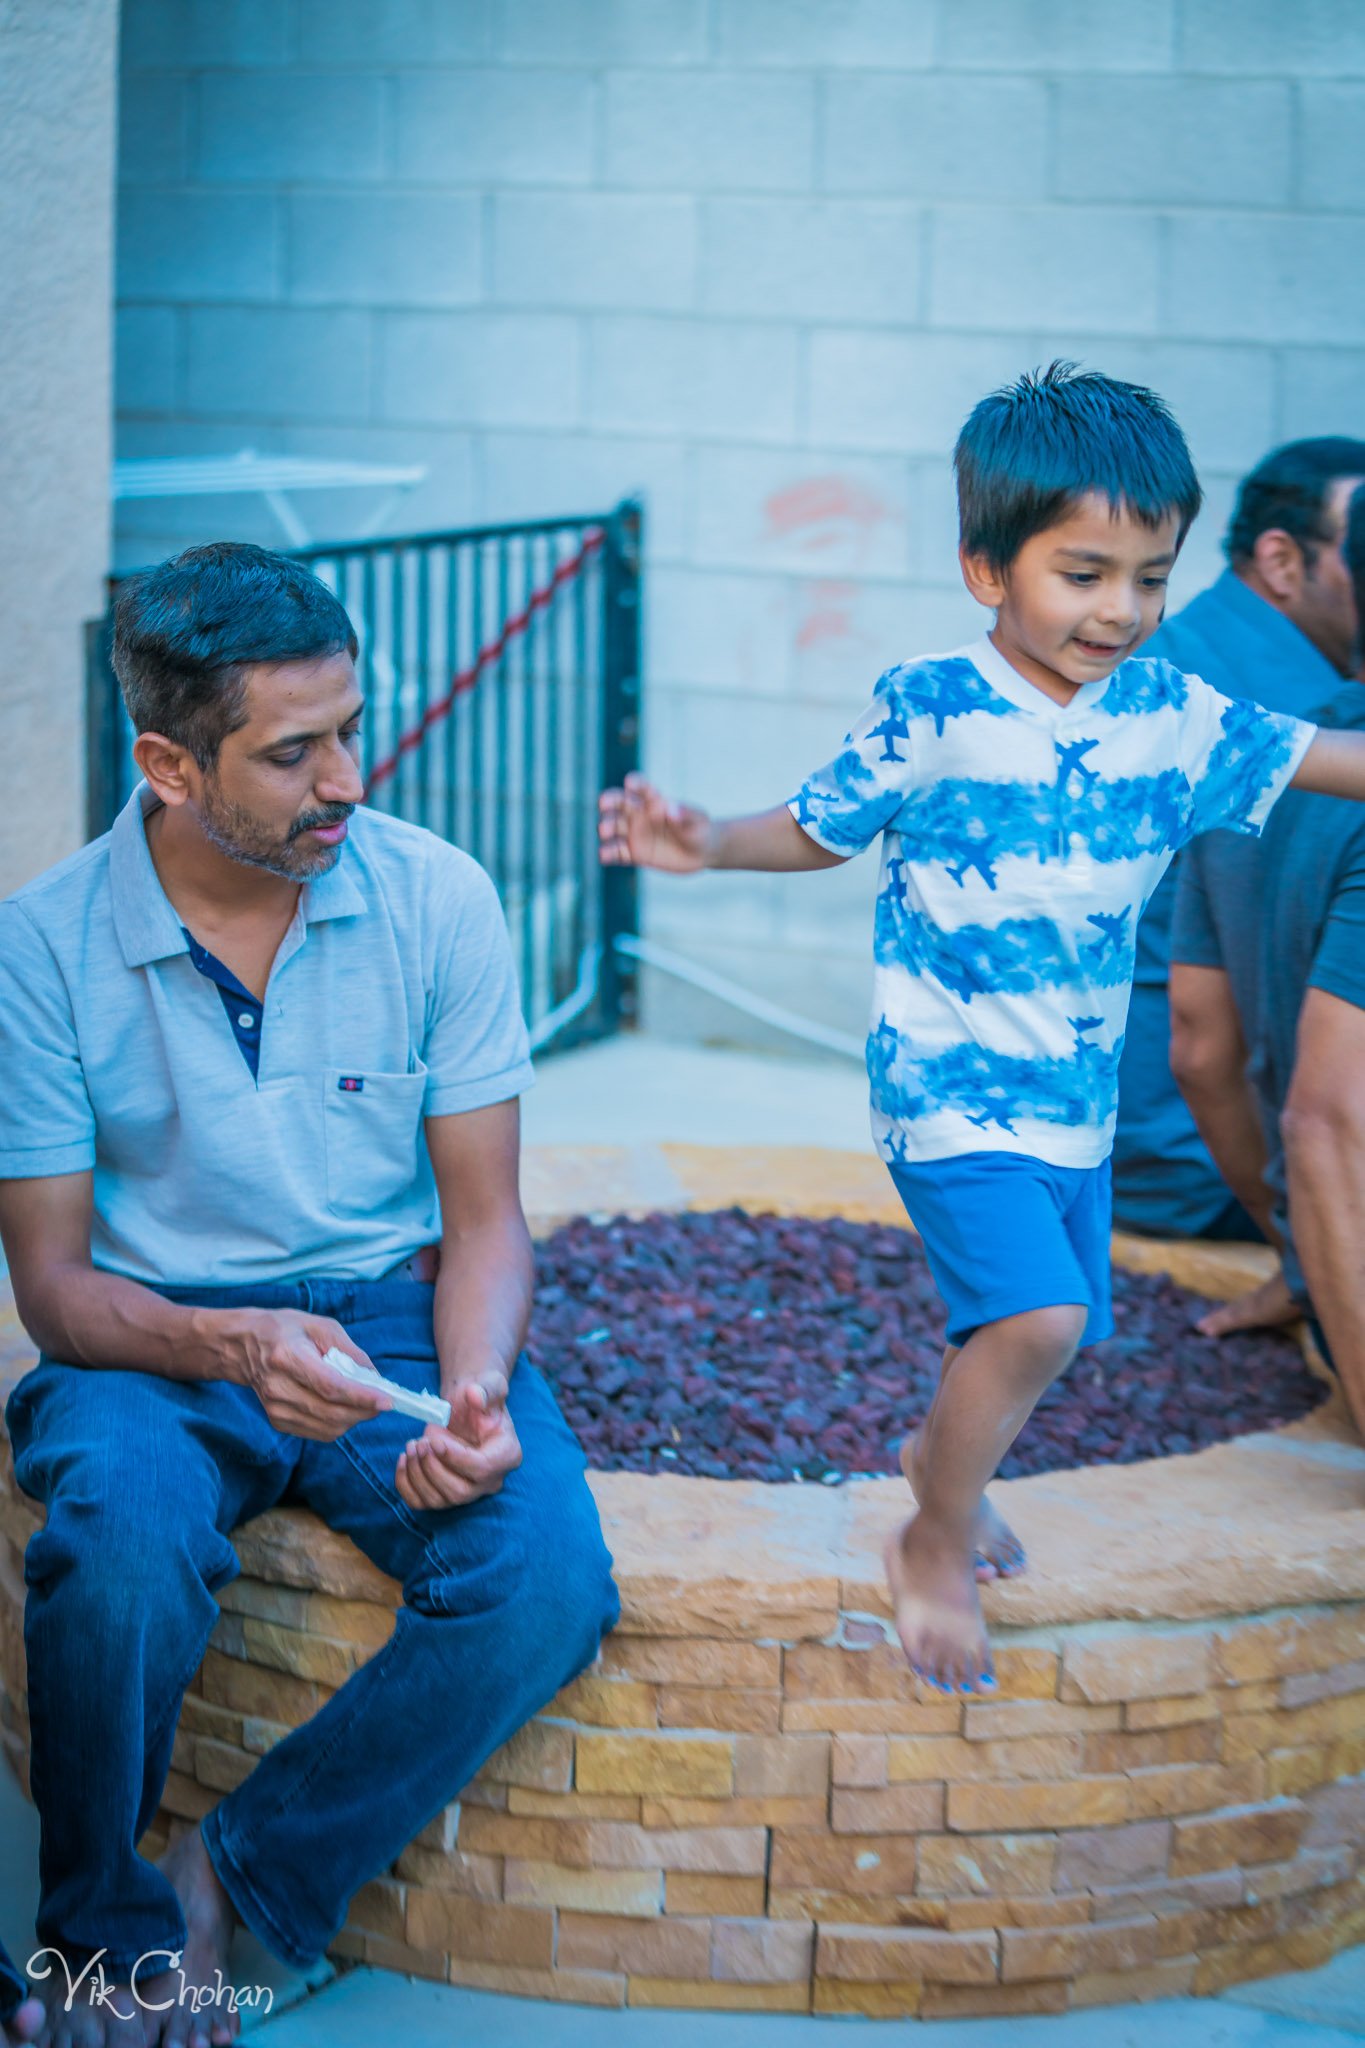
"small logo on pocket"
338,1076,365,1093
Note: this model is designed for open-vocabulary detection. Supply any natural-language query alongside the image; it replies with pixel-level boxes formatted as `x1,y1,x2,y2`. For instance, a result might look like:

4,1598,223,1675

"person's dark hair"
113,541,359,770
954,360,1203,572
1344,482,1365,647
1224,437,1365,573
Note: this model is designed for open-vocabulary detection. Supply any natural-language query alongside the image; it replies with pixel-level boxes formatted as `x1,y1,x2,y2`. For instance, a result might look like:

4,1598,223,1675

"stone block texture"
110,0,1365,1042
2,1170,1364,2019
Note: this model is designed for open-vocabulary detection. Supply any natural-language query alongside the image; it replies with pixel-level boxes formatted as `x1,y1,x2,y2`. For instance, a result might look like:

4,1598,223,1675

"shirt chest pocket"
323,1064,428,1216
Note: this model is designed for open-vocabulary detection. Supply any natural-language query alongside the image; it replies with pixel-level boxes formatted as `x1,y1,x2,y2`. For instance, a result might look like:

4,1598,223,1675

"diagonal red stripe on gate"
365,527,604,795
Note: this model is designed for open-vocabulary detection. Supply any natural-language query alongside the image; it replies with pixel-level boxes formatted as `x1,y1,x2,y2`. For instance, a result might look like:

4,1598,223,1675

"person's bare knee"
1001,1302,1088,1389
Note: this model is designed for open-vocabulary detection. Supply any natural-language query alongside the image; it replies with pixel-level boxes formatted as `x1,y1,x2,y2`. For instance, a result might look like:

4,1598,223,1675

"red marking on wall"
795,578,857,650
763,475,891,557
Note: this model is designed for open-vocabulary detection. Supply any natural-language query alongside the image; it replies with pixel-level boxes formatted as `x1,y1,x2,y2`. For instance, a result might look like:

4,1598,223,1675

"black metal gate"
86,499,642,1054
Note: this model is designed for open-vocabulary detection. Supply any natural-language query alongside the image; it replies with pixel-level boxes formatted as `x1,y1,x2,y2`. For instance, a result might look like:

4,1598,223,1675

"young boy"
599,362,1365,1695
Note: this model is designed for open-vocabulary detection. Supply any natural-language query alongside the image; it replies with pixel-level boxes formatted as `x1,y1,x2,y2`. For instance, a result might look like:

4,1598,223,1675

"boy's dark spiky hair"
954,360,1203,571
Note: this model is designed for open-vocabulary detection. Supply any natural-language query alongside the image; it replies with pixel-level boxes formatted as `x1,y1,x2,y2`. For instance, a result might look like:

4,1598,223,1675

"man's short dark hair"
113,541,360,770
1224,437,1365,573
954,360,1203,572
1344,482,1365,648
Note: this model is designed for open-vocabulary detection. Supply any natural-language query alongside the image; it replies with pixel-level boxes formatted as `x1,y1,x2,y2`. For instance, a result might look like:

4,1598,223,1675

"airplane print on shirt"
874,897,1136,1003
867,1015,1124,1137
788,640,1315,1170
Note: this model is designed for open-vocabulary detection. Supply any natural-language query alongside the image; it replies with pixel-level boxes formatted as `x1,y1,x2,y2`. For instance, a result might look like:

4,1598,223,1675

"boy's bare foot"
139,1828,239,2048
884,1512,995,1695
900,1431,1026,1582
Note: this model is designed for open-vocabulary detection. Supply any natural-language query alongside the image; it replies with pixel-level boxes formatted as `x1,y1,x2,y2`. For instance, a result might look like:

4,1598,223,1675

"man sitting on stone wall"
1169,484,1365,1442
0,543,619,2048
1112,438,1365,1261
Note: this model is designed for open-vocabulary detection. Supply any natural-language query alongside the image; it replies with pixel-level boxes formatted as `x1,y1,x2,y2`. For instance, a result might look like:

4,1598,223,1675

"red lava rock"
527,1209,1326,1482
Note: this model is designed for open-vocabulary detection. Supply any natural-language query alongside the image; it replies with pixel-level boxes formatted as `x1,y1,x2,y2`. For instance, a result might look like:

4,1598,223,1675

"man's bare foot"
138,1829,239,2048
900,1431,1026,1582
15,1966,147,2048
1195,1269,1300,1339
884,1512,996,1695
4,1994,46,2045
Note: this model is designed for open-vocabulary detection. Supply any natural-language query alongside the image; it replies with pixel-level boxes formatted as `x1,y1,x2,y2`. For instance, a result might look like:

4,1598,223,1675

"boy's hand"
599,772,710,873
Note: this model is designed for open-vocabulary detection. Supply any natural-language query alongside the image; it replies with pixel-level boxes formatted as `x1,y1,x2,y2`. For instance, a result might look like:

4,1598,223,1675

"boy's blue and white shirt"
789,634,1315,1171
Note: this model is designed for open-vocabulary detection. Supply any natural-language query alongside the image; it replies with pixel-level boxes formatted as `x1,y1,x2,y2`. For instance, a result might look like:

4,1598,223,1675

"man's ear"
132,732,198,808
959,544,1007,610
1249,526,1306,606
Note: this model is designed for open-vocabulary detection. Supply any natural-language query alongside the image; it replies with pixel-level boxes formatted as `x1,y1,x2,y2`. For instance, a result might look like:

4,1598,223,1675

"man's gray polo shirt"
0,788,534,1287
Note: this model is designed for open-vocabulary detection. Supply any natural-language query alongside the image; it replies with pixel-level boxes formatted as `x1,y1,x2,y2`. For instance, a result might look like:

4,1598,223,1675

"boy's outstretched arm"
599,771,848,874
1291,729,1365,799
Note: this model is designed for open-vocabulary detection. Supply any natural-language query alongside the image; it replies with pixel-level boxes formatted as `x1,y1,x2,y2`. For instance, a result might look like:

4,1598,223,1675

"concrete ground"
1,1032,1359,2042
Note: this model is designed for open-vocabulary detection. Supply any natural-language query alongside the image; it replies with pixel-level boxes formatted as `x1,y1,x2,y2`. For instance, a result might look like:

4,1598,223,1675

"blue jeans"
0,1939,24,2023
5,1279,619,1975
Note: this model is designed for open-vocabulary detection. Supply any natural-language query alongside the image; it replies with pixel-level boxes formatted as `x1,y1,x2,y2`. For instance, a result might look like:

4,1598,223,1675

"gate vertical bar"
599,498,642,1032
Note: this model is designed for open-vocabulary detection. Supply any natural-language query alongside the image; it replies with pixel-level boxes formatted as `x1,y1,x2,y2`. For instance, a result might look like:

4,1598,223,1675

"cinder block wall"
114,0,1365,1045
0,0,117,896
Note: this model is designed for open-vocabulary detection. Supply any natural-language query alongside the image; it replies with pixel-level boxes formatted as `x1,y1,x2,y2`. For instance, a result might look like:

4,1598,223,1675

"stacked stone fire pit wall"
1,1143,1362,2019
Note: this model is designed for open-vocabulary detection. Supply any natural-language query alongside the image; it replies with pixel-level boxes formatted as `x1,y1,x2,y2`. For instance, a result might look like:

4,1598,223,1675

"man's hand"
396,1382,522,1510
222,1309,391,1439
1194,1267,1301,1339
599,772,711,872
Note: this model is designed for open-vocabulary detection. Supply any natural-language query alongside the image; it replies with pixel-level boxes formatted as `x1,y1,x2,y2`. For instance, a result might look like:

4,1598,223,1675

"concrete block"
289,194,482,309
394,70,594,186
700,198,921,323
1166,215,1365,344
939,0,1174,68
928,205,1160,335
184,306,371,422
646,567,792,697
118,68,189,186
807,329,1028,457
1178,0,1365,74
787,576,947,708
586,315,797,444
1036,340,1275,476
1300,85,1365,209
119,192,283,303
1053,80,1291,207
477,427,692,559
603,71,815,193
196,73,383,184
823,76,1046,198
120,0,290,68
296,0,490,64
691,447,913,579
493,193,697,312
494,0,707,65
377,311,580,430
1277,348,1365,440
117,306,180,414
714,0,933,66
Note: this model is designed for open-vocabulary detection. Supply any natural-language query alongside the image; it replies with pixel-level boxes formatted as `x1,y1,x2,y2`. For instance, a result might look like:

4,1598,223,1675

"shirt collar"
1207,567,1345,683
110,782,368,969
965,633,1111,721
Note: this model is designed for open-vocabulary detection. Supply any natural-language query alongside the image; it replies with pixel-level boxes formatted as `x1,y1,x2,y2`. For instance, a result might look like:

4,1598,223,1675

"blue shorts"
889,1152,1114,1350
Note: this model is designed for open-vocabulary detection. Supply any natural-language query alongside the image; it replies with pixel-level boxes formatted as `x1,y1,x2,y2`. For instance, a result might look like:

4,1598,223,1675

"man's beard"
199,779,354,881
